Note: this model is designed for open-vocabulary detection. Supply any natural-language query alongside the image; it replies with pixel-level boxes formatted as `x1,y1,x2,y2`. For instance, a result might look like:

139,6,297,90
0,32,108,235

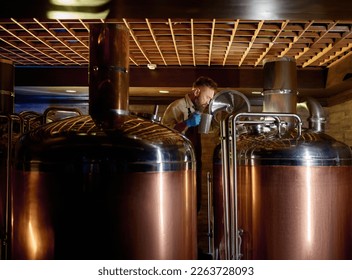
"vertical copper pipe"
89,23,130,127
0,59,14,115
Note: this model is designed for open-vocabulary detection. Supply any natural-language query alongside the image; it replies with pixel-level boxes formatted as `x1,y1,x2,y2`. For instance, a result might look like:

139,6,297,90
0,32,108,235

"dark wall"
15,66,326,90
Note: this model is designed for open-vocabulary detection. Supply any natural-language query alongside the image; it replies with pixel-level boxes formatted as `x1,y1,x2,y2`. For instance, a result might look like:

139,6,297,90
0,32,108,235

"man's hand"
185,112,201,127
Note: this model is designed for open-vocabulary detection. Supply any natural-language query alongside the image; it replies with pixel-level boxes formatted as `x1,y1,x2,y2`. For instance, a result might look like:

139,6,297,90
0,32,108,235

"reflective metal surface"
209,90,251,123
212,56,352,260
15,115,194,171
235,126,352,260
297,97,326,132
262,58,298,132
212,143,225,259
263,57,297,92
12,169,196,260
89,23,130,126
0,61,14,258
237,130,352,166
11,23,198,260
12,115,197,259
214,128,352,260
238,164,352,259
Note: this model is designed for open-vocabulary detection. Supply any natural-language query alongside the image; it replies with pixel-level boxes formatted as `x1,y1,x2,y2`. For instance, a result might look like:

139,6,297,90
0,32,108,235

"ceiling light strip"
34,18,88,63
168,18,182,66
146,18,167,66
123,18,151,65
207,19,216,66
239,20,264,67
0,25,54,65
222,19,239,66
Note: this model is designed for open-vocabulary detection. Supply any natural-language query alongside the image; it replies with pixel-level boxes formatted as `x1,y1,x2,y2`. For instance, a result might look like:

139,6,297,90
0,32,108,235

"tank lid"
237,131,352,166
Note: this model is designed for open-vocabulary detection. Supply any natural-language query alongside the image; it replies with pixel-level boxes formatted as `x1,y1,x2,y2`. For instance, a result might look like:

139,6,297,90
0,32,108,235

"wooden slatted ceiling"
0,18,352,69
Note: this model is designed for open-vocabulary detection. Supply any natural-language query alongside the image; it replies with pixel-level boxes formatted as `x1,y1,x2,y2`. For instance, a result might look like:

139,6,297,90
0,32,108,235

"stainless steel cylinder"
263,56,297,92
262,57,298,132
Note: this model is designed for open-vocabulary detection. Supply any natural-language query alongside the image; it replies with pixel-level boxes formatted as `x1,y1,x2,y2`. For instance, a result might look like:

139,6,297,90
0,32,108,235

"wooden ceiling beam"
14,65,325,89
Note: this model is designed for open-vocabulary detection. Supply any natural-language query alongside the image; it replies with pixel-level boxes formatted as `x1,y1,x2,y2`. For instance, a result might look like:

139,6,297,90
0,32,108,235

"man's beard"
197,103,209,113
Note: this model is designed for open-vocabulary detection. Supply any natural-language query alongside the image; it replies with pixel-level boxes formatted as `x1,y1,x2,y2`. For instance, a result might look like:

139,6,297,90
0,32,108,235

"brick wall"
325,99,352,146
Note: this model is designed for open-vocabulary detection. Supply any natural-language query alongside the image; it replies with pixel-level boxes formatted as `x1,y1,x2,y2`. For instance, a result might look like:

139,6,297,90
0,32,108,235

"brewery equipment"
0,59,21,260
11,23,197,260
206,89,251,259
212,57,352,260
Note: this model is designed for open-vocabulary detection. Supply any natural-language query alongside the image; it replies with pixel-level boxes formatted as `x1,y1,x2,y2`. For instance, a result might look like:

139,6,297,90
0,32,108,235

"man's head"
191,76,218,111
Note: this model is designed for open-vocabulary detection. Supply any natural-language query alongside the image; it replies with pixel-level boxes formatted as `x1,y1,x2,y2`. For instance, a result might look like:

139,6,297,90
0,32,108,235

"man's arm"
173,121,188,132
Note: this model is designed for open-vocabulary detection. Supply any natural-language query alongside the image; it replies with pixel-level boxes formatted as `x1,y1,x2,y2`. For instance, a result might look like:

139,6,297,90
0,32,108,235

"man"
161,76,217,212
161,76,217,133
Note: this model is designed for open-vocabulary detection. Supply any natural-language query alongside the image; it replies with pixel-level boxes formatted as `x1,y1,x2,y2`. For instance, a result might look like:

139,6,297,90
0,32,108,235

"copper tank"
0,59,14,259
236,131,352,259
212,57,352,260
10,23,197,260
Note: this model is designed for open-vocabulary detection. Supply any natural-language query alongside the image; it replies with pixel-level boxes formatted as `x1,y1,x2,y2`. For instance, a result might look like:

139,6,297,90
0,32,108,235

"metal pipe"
297,97,326,132
210,90,251,260
229,114,237,259
0,115,23,260
89,23,130,127
234,112,351,259
230,112,302,260
153,105,159,116
220,116,231,259
206,171,214,257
